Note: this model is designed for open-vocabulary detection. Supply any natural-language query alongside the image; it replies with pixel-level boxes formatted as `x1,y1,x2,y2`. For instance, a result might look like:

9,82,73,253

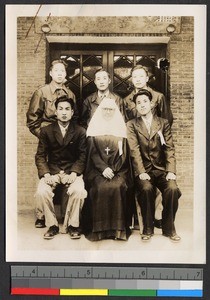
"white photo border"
6,4,206,263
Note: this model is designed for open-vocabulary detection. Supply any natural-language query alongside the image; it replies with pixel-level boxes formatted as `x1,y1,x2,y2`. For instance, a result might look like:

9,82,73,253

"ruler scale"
11,266,203,297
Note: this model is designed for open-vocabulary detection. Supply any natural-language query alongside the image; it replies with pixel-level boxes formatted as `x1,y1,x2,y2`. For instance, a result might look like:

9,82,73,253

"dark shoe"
141,234,152,241
43,225,59,239
68,226,81,239
163,232,181,242
35,218,46,228
154,219,162,229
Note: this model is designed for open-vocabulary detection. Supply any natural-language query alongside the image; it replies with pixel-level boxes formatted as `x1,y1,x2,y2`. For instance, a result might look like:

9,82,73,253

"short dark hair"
49,59,68,71
94,68,111,79
130,65,149,76
55,95,75,110
133,89,152,103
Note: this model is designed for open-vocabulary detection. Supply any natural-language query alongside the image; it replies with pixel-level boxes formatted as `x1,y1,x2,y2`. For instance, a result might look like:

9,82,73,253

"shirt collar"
135,86,148,94
141,114,153,126
49,81,68,95
98,90,110,99
58,123,69,134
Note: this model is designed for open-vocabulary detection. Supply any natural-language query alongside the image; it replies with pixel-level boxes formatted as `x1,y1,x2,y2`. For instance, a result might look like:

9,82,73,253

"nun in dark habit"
83,97,133,241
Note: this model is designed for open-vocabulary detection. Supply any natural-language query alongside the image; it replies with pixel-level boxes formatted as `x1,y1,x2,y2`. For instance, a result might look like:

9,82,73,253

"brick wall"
169,17,194,208
17,17,46,209
17,16,194,209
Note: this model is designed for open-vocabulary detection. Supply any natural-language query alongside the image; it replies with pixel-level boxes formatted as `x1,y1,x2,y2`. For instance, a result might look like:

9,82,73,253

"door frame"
47,36,169,99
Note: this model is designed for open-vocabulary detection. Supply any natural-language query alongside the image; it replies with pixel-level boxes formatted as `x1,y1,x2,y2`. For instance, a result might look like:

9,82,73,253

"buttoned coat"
26,81,76,138
127,115,176,177
123,86,173,125
80,91,125,128
35,121,86,179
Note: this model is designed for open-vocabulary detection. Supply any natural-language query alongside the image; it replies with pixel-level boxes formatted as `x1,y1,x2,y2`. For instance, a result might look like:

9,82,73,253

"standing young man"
35,96,87,239
27,59,76,138
123,65,173,125
80,68,125,128
127,90,181,242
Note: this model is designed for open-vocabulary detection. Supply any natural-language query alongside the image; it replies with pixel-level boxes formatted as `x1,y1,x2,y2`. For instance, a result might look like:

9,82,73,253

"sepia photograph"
6,4,206,263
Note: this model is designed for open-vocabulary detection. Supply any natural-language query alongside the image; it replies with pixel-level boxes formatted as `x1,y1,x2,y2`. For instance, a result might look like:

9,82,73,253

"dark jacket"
127,115,176,177
35,121,86,178
123,86,173,125
26,81,76,138
80,91,125,128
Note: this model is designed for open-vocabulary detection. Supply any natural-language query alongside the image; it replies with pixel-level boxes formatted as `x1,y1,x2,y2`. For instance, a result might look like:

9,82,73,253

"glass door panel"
113,55,134,98
112,53,165,98
52,45,166,101
82,55,103,99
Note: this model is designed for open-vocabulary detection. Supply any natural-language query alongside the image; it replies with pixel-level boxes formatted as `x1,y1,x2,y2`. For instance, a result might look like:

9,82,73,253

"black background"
1,0,209,299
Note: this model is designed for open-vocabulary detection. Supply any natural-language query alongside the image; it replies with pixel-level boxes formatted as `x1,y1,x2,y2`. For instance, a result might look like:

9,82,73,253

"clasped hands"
61,172,77,185
139,172,176,181
102,167,114,179
44,171,77,186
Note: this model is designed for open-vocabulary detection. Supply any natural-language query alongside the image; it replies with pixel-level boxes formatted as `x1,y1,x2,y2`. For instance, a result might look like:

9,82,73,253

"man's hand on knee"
43,173,58,186
166,172,176,181
61,172,77,185
139,172,151,181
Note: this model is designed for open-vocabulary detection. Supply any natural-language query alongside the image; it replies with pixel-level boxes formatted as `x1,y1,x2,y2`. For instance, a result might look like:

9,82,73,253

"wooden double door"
50,43,167,103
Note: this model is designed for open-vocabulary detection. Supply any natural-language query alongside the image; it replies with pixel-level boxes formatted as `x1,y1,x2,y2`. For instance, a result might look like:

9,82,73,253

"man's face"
135,94,151,116
132,68,149,89
94,71,111,91
50,63,67,84
56,101,73,123
101,107,115,121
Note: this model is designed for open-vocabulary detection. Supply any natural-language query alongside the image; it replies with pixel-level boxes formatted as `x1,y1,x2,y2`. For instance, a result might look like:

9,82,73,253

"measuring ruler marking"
11,266,203,297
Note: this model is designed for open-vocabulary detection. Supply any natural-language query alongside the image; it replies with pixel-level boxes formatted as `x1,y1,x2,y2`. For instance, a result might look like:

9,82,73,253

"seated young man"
26,59,78,229
34,95,87,239
127,89,181,242
123,65,174,229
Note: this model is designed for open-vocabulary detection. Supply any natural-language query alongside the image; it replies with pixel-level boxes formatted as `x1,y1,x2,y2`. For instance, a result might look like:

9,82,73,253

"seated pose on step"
34,95,87,240
26,59,78,229
123,64,174,229
84,97,133,241
127,89,181,242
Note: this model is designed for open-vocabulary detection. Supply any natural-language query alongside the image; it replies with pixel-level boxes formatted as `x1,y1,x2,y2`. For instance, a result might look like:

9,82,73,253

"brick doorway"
49,43,167,102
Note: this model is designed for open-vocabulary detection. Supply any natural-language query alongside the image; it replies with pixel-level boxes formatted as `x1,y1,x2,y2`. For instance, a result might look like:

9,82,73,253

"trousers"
34,175,87,232
136,169,181,235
